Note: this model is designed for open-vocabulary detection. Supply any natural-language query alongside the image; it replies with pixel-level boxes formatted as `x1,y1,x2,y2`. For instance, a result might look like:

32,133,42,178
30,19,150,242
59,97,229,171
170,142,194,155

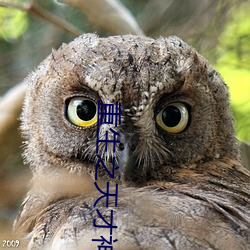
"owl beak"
118,132,137,183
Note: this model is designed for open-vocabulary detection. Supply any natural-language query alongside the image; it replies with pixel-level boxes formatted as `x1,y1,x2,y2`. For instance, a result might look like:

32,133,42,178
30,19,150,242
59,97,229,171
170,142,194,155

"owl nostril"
119,143,125,151
131,145,136,152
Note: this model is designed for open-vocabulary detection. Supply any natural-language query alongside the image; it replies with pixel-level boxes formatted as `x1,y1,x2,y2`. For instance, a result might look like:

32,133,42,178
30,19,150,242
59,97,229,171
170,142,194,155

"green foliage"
217,2,250,69
0,5,28,40
216,1,250,142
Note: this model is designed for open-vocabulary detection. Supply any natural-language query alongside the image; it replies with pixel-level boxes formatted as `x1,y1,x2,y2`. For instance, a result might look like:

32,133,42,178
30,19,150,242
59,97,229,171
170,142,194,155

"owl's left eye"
66,97,97,127
156,102,189,133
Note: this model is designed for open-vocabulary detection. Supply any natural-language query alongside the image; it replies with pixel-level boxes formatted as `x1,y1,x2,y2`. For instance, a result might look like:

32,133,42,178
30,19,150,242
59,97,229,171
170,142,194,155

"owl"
14,34,250,250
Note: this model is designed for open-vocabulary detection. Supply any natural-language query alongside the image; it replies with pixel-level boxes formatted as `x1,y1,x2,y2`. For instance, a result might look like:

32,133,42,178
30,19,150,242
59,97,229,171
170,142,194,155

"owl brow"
64,82,99,100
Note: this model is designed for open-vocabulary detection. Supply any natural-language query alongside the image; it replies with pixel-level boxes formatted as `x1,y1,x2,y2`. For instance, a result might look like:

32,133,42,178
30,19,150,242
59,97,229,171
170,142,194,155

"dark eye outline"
156,102,189,133
65,97,98,127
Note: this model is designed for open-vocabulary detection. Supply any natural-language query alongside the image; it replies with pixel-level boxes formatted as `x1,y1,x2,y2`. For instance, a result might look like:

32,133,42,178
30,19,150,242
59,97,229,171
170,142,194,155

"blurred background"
0,0,249,242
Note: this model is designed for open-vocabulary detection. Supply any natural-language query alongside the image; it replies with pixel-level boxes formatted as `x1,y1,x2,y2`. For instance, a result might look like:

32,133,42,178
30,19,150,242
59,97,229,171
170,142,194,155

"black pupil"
162,105,181,127
76,100,96,121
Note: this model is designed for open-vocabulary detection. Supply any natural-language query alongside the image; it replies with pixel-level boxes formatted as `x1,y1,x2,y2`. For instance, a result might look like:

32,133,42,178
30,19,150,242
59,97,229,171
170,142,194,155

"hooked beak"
118,132,138,183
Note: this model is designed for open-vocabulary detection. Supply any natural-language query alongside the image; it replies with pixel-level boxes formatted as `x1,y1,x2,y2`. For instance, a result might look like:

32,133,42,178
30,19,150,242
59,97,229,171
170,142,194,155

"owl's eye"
66,97,97,127
156,103,189,133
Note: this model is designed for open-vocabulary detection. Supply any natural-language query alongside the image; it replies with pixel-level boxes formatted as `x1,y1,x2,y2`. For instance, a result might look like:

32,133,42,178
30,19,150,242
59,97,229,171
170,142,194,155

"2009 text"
2,240,20,248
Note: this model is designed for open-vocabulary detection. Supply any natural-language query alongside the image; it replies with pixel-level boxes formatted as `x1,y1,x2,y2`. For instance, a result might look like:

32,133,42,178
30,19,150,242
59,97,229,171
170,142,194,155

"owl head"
21,34,239,186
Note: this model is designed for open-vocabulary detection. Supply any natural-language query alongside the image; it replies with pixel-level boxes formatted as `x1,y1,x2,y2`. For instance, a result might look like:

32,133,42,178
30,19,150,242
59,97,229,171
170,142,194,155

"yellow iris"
156,103,189,133
67,97,97,127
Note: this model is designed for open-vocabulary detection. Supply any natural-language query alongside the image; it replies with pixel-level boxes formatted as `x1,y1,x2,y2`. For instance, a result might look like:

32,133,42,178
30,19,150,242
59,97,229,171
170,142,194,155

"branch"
0,82,26,138
0,1,28,10
0,0,81,36
59,0,144,35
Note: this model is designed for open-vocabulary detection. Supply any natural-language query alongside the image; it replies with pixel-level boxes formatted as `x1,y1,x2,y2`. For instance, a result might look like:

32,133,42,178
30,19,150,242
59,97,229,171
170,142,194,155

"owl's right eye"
156,102,189,133
66,97,97,127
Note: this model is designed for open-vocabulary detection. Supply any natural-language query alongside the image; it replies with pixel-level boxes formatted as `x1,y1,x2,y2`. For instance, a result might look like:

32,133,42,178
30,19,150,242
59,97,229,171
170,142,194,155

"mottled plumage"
14,34,250,249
